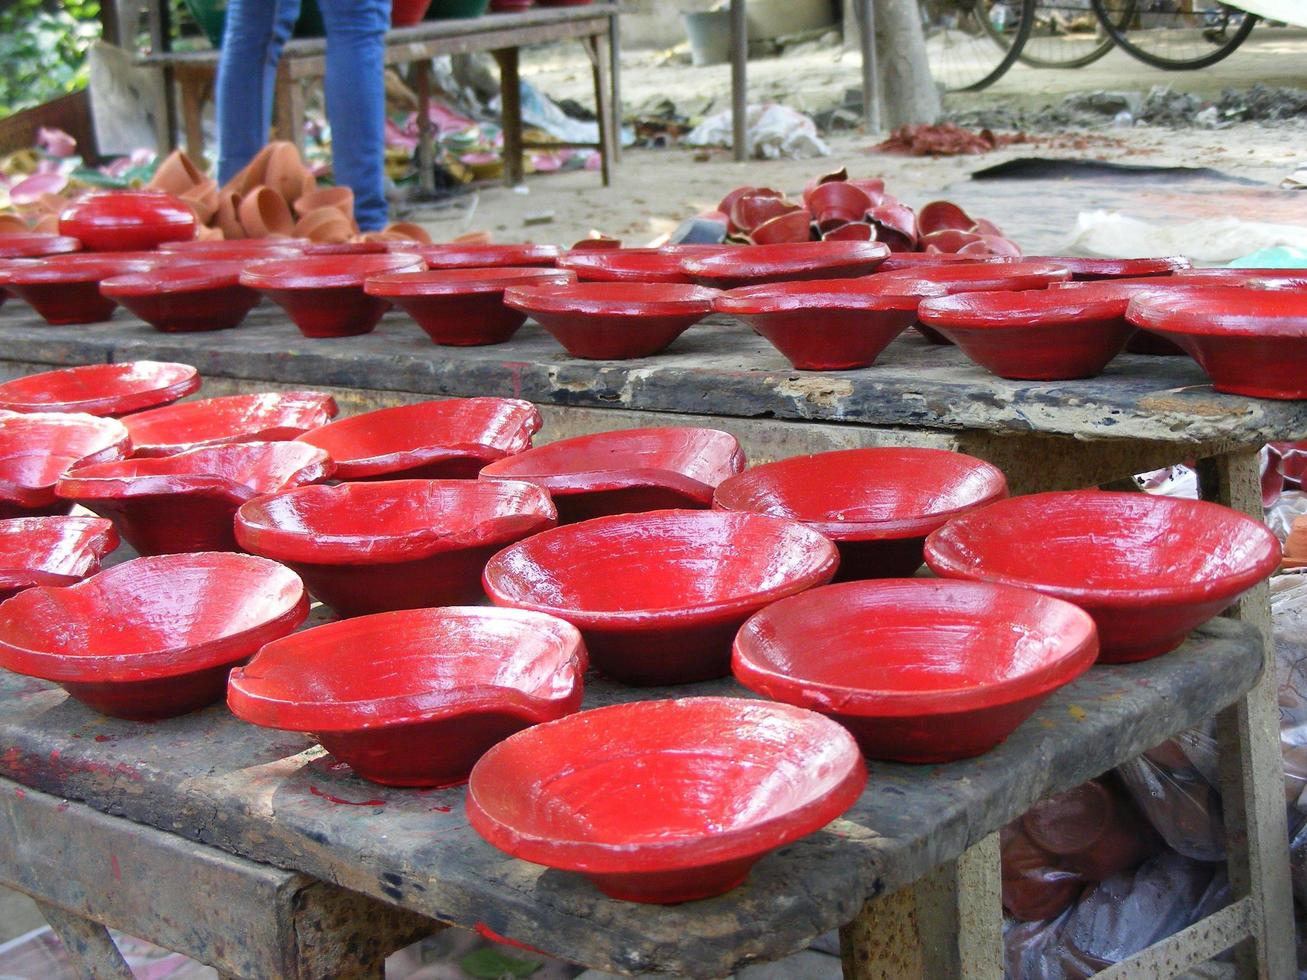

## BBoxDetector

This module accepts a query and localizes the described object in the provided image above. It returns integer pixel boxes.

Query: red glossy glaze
[556,248,715,284]
[240,254,424,337]
[417,243,561,269]
[681,241,889,289]
[924,490,1281,663]
[733,579,1097,761]
[916,201,974,237]
[235,479,557,616]
[0,234,81,259]
[821,222,873,242]
[0,516,119,602]
[503,282,717,360]
[879,253,1013,272]
[1028,256,1190,280]
[749,210,813,246]
[300,241,389,256]
[392,0,434,25]
[58,191,197,252]
[123,391,337,457]
[713,447,1006,580]
[364,268,575,345]
[466,697,866,903]
[228,606,586,786]
[57,441,333,555]
[866,202,917,252]
[1045,278,1211,356]
[729,191,796,235]
[715,279,919,370]
[0,412,131,519]
[807,182,873,230]
[1167,268,1307,289]
[483,509,838,684]
[0,361,199,417]
[479,427,745,522]
[101,262,261,333]
[156,241,303,262]
[296,398,541,480]
[0,254,157,324]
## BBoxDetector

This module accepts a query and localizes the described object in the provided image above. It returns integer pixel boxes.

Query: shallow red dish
[301,241,389,257]
[0,412,131,519]
[240,253,424,338]
[466,697,865,903]
[101,262,261,333]
[57,441,333,555]
[417,243,561,270]
[924,490,1280,663]
[0,516,119,602]
[733,579,1097,762]
[713,448,1006,580]
[483,509,838,684]
[0,361,199,417]
[123,391,337,457]
[1046,279,1212,356]
[1028,256,1190,281]
[228,606,586,787]
[295,398,541,480]
[235,479,556,617]
[58,191,197,252]
[681,241,889,289]
[1167,268,1307,289]
[0,234,82,259]
[504,282,717,359]
[557,248,719,284]
[0,254,157,324]
[364,268,575,345]
[479,427,745,523]
[158,240,305,259]
[879,253,1012,272]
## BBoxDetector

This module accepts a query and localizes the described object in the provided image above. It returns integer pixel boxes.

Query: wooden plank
[34,902,135,980]
[494,47,524,187]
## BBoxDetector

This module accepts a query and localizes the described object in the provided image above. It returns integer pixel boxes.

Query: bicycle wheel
[1013,0,1134,68]
[1091,0,1256,69]
[921,0,1035,92]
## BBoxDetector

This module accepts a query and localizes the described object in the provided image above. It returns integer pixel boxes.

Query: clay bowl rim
[0,515,120,593]
[868,260,1074,296]
[58,190,198,231]
[239,253,425,290]
[0,411,133,506]
[503,281,719,318]
[916,288,1140,330]
[416,243,562,269]
[158,238,309,255]
[1126,285,1307,339]
[0,361,200,417]
[1025,256,1191,279]
[556,248,716,284]
[123,391,338,457]
[680,241,890,283]
[0,234,83,259]
[100,261,253,296]
[363,267,576,298]
[714,278,922,315]
[0,255,157,286]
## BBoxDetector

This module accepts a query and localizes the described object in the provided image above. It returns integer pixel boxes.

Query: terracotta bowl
[0,553,306,719]
[483,509,839,684]
[466,697,866,903]
[0,234,82,259]
[240,253,424,338]
[228,606,586,787]
[1027,256,1190,281]
[417,243,561,269]
[1046,279,1209,356]
[924,490,1281,663]
[235,479,557,617]
[58,191,197,252]
[479,427,746,523]
[123,391,337,458]
[295,398,541,480]
[0,412,131,519]
[713,447,1007,580]
[365,268,575,346]
[715,279,920,370]
[101,262,262,333]
[0,254,157,324]
[733,579,1097,762]
[558,247,724,284]
[0,361,199,417]
[156,240,304,261]
[681,241,889,289]
[503,282,718,360]
[0,516,119,602]
[57,441,333,555]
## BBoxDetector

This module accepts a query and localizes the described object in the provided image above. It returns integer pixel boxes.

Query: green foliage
[458,947,543,979]
[0,0,102,118]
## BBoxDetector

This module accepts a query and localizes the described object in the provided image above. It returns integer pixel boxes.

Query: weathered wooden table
[0,302,1300,978]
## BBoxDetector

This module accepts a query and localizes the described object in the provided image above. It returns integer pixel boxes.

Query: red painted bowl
[123,391,337,457]
[228,606,586,787]
[0,361,199,417]
[0,412,131,519]
[479,427,746,523]
[417,243,561,270]
[57,441,333,556]
[467,697,866,903]
[101,262,262,333]
[300,241,389,256]
[295,398,541,480]
[235,479,557,617]
[58,191,197,252]
[1046,279,1214,356]
[0,516,119,602]
[158,240,306,259]
[557,247,723,284]
[1027,256,1190,281]
[1167,268,1307,289]
[364,268,575,346]
[504,282,717,359]
[0,254,157,324]
[733,579,1098,762]
[483,509,839,684]
[240,253,424,338]
[0,234,82,259]
[879,253,1013,273]
[713,448,1007,580]
[681,241,889,289]
[715,279,919,370]
[924,490,1281,663]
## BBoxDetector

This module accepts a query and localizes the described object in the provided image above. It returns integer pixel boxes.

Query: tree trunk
[874,0,941,127]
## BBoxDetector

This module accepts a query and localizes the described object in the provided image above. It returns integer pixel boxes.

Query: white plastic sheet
[684,104,830,160]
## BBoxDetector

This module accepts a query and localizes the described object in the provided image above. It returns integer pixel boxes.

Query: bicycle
[1089,0,1257,69]
[920,0,1036,91]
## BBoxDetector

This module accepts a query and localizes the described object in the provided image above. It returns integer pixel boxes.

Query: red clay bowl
[1028,256,1190,281]
[0,361,199,417]
[58,191,197,252]
[0,234,82,259]
[295,398,541,480]
[228,606,586,787]
[503,282,717,360]
[364,268,575,346]
[557,248,709,284]
[1166,268,1307,289]
[57,441,333,556]
[101,262,262,333]
[417,243,561,270]
[1046,279,1215,356]
[1126,287,1307,399]
[0,516,119,602]
[239,253,424,338]
[235,479,557,617]
[681,241,889,289]
[0,412,131,519]
[0,553,306,719]
[732,579,1098,762]
[300,241,389,256]
[483,509,839,684]
[157,240,305,259]
[879,253,1013,272]
[0,254,157,324]
[466,697,866,903]
[715,279,920,370]
[123,391,337,457]
[479,427,745,523]
[924,490,1281,663]
[713,447,1007,580]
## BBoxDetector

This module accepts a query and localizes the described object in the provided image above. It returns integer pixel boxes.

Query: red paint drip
[308,785,386,807]
[430,804,452,813]
[474,922,547,955]
[93,735,113,743]
[110,855,121,881]
[13,788,24,799]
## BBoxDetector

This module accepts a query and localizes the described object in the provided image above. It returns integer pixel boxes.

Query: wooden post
[493,48,524,187]
[730,0,748,161]
[411,60,436,196]
[586,35,616,187]
[858,0,880,134]
[608,5,622,164]
[35,901,135,980]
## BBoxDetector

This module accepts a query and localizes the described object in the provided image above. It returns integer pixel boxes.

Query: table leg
[411,60,436,196]
[608,9,622,163]
[176,67,210,169]
[730,0,748,161]
[492,48,524,188]
[858,0,880,134]
[586,35,615,187]
[34,900,135,980]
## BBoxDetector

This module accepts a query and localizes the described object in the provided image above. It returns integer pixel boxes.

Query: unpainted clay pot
[294,207,354,244]
[148,150,207,197]
[217,191,245,239]
[30,214,59,234]
[294,186,354,220]
[265,143,309,204]
[222,143,277,197]
[239,186,294,238]
[180,178,220,224]
[0,215,31,234]
[196,226,225,242]
[1284,515,1307,569]
[384,222,432,243]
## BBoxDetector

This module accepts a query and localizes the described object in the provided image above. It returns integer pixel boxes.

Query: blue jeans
[216,0,392,231]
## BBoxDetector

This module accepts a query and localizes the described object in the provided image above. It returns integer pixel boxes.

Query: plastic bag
[683,104,830,160]
[1115,730,1226,863]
